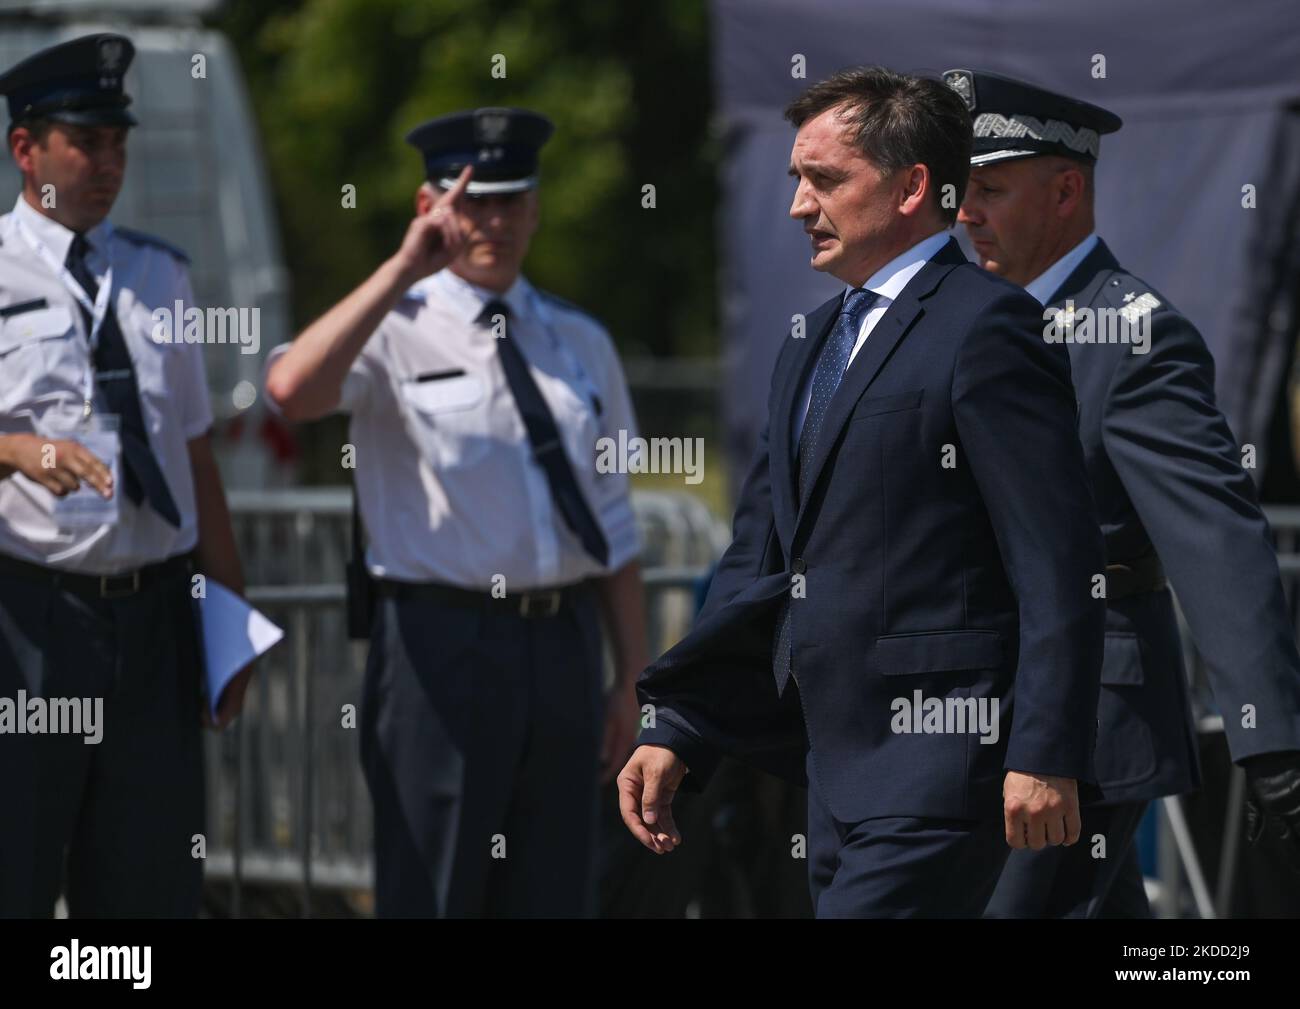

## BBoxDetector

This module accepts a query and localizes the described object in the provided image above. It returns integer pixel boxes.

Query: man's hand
[1003,770,1081,850]
[201,662,255,731]
[392,165,473,284]
[1243,750,1300,875]
[600,679,640,784]
[0,433,113,497]
[618,744,687,854]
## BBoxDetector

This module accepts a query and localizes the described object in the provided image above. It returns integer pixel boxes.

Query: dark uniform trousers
[804,746,1010,918]
[983,799,1152,918]
[0,561,205,917]
[360,583,605,917]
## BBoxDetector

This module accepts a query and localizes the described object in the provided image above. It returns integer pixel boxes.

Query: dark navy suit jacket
[637,238,1106,824]
[1052,238,1300,804]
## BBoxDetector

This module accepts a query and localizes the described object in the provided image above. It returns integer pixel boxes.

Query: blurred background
[2,0,1298,917]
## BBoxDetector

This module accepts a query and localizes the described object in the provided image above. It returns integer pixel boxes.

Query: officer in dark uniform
[0,34,249,916]
[264,108,647,917]
[948,68,1300,916]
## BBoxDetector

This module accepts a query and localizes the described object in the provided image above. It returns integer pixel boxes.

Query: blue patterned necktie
[796,287,878,498]
[774,286,879,694]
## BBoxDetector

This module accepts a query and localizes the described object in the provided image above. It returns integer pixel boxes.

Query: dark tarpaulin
[712,0,1300,490]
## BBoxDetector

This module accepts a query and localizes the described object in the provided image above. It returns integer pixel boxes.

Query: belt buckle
[520,590,561,618]
[99,570,140,599]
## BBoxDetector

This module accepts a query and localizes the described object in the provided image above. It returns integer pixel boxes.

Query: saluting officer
[265,107,647,918]
[0,34,248,917]
[947,69,1300,917]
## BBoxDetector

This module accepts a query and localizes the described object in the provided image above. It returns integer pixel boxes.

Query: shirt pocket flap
[401,373,485,414]
[874,628,1004,675]
[0,304,74,355]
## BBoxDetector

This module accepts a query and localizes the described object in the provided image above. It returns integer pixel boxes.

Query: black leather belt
[0,550,194,600]
[375,578,585,618]
[1106,551,1167,601]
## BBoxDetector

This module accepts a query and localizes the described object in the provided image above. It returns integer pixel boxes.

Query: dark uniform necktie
[66,233,181,527]
[479,298,609,566]
[774,287,879,694]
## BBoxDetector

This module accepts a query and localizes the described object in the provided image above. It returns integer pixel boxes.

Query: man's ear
[898,163,932,219]
[414,181,437,216]
[9,126,36,175]
[1055,165,1086,218]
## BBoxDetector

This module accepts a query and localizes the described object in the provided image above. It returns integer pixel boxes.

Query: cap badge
[944,70,975,111]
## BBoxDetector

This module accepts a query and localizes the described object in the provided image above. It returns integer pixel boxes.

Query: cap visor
[49,108,138,128]
[969,149,1040,167]
[440,176,538,194]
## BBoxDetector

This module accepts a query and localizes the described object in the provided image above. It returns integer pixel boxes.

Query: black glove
[1243,750,1300,875]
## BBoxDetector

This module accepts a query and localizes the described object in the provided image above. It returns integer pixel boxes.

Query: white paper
[198,580,283,720]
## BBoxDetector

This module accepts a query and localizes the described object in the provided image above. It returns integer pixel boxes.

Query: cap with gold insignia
[0,33,137,129]
[405,107,554,194]
[942,69,1121,167]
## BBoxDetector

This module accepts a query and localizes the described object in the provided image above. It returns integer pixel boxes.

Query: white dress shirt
[0,195,212,574]
[1023,232,1099,305]
[266,268,642,590]
[794,229,952,444]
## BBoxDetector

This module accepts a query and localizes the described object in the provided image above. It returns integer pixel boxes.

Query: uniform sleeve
[1101,308,1300,760]
[261,323,386,417]
[174,267,214,440]
[589,327,642,569]
[952,288,1106,782]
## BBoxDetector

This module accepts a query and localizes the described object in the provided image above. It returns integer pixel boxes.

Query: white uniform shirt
[266,268,642,590]
[0,195,212,574]
[794,229,951,444]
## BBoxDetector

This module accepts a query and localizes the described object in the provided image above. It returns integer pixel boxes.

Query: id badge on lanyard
[13,216,115,418]
[44,412,122,530]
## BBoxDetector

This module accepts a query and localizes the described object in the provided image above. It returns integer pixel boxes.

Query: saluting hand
[393,164,474,283]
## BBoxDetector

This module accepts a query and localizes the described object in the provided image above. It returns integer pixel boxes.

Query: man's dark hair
[784,66,973,226]
[7,117,53,144]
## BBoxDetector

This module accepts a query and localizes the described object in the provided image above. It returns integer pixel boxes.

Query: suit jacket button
[792,558,806,574]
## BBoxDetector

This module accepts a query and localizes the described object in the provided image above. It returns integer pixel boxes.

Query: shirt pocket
[400,372,492,469]
[0,304,79,412]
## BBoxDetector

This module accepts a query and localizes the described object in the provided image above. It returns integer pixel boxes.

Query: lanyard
[14,216,115,417]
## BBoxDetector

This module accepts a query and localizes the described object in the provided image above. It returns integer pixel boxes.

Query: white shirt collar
[418,267,534,325]
[10,193,113,266]
[1023,232,1099,305]
[847,229,952,304]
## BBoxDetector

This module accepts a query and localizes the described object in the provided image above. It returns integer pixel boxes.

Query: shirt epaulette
[536,289,602,329]
[1099,272,1165,320]
[114,227,191,265]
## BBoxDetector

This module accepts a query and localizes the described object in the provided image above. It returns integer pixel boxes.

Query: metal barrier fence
[209,487,725,915]
[210,491,1300,918]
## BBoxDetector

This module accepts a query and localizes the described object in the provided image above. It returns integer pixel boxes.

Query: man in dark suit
[616,66,1107,917]
[950,69,1300,917]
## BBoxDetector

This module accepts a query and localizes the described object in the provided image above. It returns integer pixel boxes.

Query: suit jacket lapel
[792,237,967,536]
[771,293,840,547]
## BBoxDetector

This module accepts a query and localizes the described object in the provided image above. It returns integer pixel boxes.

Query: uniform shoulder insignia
[536,289,601,328]
[114,226,191,265]
[1100,273,1163,323]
